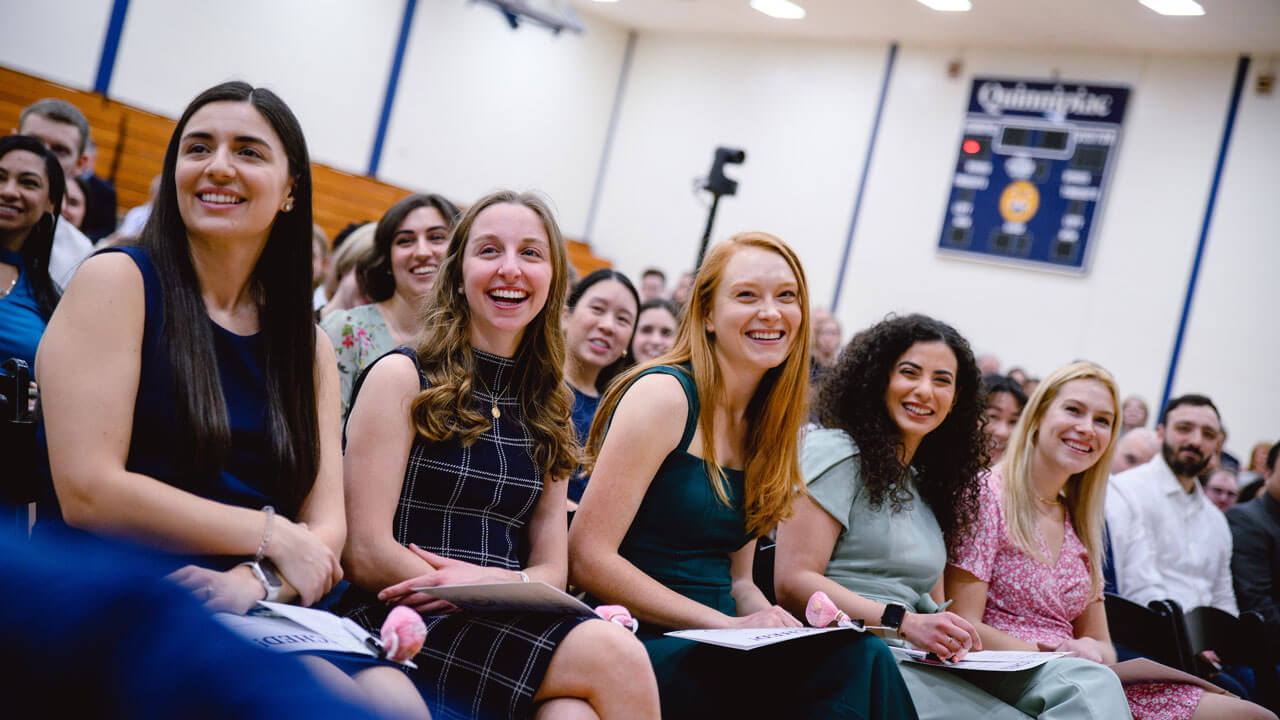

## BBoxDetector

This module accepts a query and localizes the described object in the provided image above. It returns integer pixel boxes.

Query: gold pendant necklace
[474,371,505,420]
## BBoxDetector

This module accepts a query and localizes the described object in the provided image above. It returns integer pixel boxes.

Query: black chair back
[1104,592,1193,671]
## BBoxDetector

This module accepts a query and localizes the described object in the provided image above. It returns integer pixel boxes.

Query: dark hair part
[566,268,641,393]
[1160,394,1220,427]
[20,99,91,157]
[815,313,987,544]
[981,373,1027,410]
[140,81,318,515]
[359,193,461,302]
[1267,441,1279,473]
[641,267,665,282]
[0,135,65,319]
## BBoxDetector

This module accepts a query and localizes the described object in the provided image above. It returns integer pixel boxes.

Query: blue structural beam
[94,0,131,95]
[369,0,418,177]
[1160,54,1250,413]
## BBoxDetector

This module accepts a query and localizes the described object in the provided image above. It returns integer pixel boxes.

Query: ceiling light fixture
[916,0,973,11]
[1138,0,1205,15]
[750,0,806,20]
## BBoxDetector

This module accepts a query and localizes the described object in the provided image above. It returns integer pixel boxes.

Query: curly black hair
[815,313,988,545]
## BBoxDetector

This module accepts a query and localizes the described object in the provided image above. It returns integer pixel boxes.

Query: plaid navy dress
[340,347,588,720]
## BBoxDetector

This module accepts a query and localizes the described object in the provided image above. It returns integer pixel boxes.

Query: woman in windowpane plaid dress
[338,191,660,720]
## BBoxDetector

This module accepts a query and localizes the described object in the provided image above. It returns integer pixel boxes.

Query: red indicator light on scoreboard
[962,139,981,155]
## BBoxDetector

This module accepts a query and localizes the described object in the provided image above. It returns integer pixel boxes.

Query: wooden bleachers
[0,65,610,274]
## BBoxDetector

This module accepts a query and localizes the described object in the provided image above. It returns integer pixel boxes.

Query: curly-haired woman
[338,190,659,719]
[776,314,1131,719]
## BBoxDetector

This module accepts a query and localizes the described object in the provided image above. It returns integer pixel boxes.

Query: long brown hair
[408,190,578,482]
[586,232,811,536]
[999,361,1120,597]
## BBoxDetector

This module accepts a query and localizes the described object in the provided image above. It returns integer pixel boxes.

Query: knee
[570,620,650,677]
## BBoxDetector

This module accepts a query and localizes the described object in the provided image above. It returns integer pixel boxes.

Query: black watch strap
[880,602,908,631]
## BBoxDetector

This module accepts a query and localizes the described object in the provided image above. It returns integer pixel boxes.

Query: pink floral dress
[952,468,1202,720]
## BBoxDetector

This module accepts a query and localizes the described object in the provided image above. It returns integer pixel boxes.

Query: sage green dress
[611,366,918,720]
[802,429,1130,720]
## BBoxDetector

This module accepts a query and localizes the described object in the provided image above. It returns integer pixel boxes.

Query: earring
[458,285,465,294]
[281,200,293,212]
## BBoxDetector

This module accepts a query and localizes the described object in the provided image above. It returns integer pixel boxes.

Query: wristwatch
[880,602,908,633]
[240,559,284,602]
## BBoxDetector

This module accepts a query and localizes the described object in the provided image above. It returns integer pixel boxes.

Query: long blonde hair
[999,362,1120,596]
[409,190,578,483]
[586,232,812,536]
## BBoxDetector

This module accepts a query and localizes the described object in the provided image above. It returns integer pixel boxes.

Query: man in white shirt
[16,99,96,289]
[1109,394,1238,614]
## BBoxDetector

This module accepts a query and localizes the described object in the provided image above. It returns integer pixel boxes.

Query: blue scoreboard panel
[938,78,1130,274]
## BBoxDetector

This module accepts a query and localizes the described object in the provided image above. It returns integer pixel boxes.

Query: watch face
[881,603,907,630]
[259,561,283,589]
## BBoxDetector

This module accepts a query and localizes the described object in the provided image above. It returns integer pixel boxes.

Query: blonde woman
[948,362,1275,720]
[569,232,916,720]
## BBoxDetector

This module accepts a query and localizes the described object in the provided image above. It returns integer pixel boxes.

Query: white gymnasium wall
[108,0,402,173]
[591,33,889,308]
[1175,59,1280,455]
[0,0,113,91]
[376,1,628,237]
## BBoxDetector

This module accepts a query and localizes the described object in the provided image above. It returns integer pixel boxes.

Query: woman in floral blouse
[322,194,459,417]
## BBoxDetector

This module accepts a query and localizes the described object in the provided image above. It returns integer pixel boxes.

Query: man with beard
[1110,394,1238,614]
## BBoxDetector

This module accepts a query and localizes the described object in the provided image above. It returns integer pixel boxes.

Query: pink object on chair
[380,605,427,663]
[594,604,639,633]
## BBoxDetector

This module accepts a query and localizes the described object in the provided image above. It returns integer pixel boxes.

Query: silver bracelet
[517,570,531,583]
[254,506,275,562]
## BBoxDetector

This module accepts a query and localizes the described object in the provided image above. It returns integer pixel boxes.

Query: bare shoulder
[607,370,690,453]
[62,250,145,301]
[356,351,420,401]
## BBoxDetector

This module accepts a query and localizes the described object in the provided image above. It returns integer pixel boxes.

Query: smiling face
[461,202,553,357]
[564,278,637,373]
[632,305,678,363]
[390,205,449,301]
[1031,378,1116,479]
[1158,403,1222,480]
[174,101,294,249]
[983,389,1022,465]
[705,246,802,375]
[0,149,52,250]
[884,341,958,455]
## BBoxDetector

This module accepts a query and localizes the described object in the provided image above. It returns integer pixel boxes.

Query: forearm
[970,621,1039,651]
[344,536,434,593]
[777,568,889,624]
[56,468,269,556]
[572,550,734,630]
[731,578,772,616]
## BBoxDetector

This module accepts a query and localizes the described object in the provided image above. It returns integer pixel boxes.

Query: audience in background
[61,174,87,229]
[562,268,639,505]
[1006,366,1028,387]
[338,190,659,719]
[318,222,375,321]
[980,373,1026,467]
[1226,442,1280,658]
[1109,426,1160,474]
[629,297,679,364]
[115,173,160,239]
[670,269,694,306]
[16,99,95,288]
[810,308,842,376]
[1241,441,1273,486]
[310,223,329,310]
[639,266,666,301]
[1121,394,1150,435]
[949,364,1272,720]
[77,137,118,242]
[323,194,460,416]
[1109,394,1237,615]
[1204,468,1240,512]
[34,81,426,718]
[976,353,1001,376]
[571,233,917,720]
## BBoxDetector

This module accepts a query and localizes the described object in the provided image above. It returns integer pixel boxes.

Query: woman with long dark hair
[562,268,639,504]
[569,232,916,720]
[776,314,1126,718]
[339,190,660,719]
[323,193,460,416]
[36,82,425,718]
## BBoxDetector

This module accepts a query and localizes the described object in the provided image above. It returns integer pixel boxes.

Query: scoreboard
[938,78,1130,274]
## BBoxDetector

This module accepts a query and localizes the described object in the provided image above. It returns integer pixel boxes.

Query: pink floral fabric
[952,468,1202,720]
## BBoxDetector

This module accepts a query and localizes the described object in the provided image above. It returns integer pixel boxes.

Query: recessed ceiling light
[916,0,972,11]
[750,0,806,20]
[1138,0,1205,15]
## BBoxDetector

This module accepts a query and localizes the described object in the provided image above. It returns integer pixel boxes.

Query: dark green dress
[615,365,919,720]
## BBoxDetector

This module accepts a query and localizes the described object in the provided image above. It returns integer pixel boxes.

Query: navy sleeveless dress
[610,364,919,720]
[338,347,591,720]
